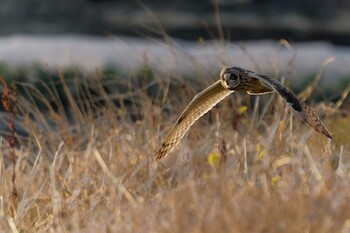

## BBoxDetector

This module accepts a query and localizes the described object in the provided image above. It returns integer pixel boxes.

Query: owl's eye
[230,73,239,80]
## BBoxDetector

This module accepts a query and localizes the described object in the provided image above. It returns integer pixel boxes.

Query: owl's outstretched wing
[246,77,275,95]
[155,80,233,161]
[250,73,333,139]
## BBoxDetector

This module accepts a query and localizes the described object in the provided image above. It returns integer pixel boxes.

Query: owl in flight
[155,67,333,161]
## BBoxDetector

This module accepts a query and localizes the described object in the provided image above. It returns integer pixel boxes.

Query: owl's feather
[250,73,333,139]
[155,81,233,161]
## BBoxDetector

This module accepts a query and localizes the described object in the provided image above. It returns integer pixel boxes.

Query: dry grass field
[0,60,349,233]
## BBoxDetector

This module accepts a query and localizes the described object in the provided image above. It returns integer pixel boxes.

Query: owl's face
[220,67,243,90]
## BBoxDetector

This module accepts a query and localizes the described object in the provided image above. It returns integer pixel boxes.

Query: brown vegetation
[0,62,349,233]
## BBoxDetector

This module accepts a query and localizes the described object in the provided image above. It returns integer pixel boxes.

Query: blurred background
[0,0,349,98]
[1,0,350,43]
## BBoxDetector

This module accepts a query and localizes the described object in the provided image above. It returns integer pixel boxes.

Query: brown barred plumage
[155,67,332,161]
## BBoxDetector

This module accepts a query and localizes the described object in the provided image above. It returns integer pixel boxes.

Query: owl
[155,67,332,161]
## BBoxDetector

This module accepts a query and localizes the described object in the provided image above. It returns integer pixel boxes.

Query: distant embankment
[0,35,349,84]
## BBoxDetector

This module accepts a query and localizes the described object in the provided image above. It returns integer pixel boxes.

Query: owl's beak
[223,73,231,81]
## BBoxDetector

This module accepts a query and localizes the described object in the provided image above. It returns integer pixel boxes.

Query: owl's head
[220,67,246,90]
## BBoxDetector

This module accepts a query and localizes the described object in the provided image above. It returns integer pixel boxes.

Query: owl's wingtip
[326,132,333,140]
[155,148,167,161]
[321,128,333,140]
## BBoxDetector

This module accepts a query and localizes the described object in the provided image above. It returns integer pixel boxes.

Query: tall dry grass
[0,46,349,233]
